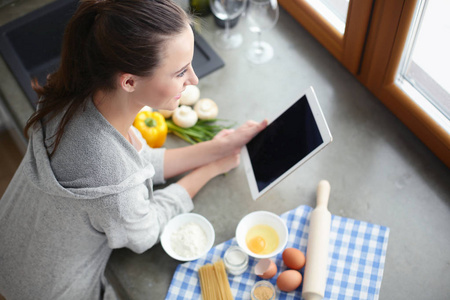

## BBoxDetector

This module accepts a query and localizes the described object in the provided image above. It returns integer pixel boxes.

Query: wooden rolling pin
[302,180,331,300]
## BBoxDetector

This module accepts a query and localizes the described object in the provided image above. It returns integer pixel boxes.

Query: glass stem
[224,20,231,41]
[256,32,263,54]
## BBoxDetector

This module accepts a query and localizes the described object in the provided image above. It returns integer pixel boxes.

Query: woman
[0,0,266,299]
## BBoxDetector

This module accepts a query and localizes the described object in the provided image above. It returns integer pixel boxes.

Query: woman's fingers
[214,128,235,139]
[233,119,268,145]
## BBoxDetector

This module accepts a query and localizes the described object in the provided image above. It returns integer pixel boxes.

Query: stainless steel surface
[0,1,449,299]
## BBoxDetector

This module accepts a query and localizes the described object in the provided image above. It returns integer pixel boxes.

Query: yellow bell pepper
[133,110,168,148]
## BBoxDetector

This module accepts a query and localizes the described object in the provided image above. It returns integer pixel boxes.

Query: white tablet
[242,86,332,200]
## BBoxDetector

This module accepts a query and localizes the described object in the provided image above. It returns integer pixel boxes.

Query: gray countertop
[1,1,449,299]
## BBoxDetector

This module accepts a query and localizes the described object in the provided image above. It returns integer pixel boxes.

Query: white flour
[171,222,208,258]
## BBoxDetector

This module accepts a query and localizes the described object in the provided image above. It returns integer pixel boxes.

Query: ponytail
[25,0,190,155]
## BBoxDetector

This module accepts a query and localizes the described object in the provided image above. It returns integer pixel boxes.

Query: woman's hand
[213,128,235,139]
[214,120,268,156]
[164,119,267,179]
[208,119,267,174]
[171,120,266,198]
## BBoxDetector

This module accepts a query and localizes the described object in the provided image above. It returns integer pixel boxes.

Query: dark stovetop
[0,0,224,108]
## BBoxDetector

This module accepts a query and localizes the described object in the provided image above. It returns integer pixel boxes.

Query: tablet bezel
[241,86,332,200]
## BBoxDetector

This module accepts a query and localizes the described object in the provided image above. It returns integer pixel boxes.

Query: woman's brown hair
[25,0,190,155]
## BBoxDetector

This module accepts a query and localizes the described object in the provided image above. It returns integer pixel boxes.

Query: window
[280,0,450,167]
[279,0,373,74]
[396,0,450,127]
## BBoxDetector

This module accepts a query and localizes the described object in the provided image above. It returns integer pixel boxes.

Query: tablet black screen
[246,95,323,192]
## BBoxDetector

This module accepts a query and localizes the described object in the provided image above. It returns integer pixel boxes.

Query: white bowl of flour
[161,213,215,261]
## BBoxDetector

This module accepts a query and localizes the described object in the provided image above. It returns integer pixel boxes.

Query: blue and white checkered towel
[166,205,389,299]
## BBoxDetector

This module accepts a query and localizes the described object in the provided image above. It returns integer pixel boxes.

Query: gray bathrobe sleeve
[46,99,194,253]
[0,99,194,300]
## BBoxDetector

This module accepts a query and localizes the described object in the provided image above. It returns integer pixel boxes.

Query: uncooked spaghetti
[198,260,234,300]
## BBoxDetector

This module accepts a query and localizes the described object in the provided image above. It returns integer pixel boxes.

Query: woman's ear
[119,73,136,93]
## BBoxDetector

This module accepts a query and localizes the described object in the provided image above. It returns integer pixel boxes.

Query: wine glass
[209,0,248,49]
[246,0,279,64]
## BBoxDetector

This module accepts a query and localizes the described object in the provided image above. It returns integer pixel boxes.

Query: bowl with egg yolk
[235,211,288,259]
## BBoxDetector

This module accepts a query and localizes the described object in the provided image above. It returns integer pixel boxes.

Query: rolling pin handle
[316,180,330,208]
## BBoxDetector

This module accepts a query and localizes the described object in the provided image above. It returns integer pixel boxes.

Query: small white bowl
[236,211,288,259]
[161,213,215,261]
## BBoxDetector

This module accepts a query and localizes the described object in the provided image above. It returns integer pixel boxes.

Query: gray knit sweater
[0,99,193,299]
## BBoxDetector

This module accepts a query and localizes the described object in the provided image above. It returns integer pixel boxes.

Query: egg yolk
[245,224,279,255]
[248,236,266,254]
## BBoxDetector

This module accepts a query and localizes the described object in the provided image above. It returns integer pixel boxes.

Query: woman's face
[133,25,199,111]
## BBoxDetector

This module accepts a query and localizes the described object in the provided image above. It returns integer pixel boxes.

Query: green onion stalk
[166,119,235,144]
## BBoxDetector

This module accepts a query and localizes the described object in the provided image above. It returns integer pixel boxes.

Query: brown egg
[276,270,302,292]
[282,248,306,270]
[254,258,277,279]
